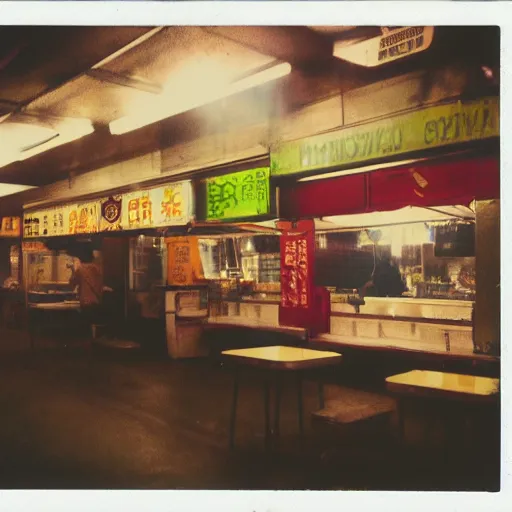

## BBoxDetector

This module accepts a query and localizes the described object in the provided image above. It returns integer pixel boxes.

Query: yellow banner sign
[166,236,204,286]
[0,217,21,237]
[270,97,499,177]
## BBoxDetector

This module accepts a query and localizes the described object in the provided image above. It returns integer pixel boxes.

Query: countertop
[207,316,307,338]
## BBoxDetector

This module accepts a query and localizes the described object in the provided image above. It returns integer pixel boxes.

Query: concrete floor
[0,329,500,491]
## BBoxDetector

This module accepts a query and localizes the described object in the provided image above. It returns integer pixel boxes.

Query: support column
[474,199,500,356]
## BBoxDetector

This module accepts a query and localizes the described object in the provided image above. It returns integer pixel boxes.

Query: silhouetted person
[69,247,104,336]
[361,256,405,298]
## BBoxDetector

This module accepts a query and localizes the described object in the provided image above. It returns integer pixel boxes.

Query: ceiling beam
[86,68,163,95]
[0,27,161,121]
[203,26,334,67]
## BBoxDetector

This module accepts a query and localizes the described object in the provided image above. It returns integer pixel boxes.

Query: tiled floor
[0,329,500,490]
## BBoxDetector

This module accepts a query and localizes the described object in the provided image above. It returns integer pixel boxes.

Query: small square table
[386,370,499,402]
[385,370,499,455]
[221,345,342,449]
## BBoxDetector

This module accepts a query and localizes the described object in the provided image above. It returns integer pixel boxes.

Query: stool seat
[92,338,141,350]
[312,401,394,426]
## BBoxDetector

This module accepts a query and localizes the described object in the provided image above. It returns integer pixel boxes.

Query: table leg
[229,372,239,450]
[274,373,282,442]
[297,372,304,436]
[264,379,271,450]
[397,398,406,445]
[318,381,325,409]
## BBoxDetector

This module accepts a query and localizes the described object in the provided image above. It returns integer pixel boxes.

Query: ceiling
[0,25,500,192]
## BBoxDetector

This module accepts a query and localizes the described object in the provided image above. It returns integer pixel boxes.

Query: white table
[221,345,342,449]
[385,370,499,457]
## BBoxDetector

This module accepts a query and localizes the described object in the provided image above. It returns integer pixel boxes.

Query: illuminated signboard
[121,180,192,230]
[122,190,153,230]
[68,202,100,235]
[0,217,21,238]
[22,180,193,238]
[206,167,270,221]
[152,180,193,227]
[271,97,499,177]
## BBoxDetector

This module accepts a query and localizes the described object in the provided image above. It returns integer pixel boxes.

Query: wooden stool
[311,400,395,464]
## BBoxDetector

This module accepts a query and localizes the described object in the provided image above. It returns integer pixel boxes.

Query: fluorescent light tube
[0,118,94,168]
[109,62,292,136]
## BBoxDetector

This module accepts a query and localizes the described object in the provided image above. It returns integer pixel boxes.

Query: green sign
[271,97,499,176]
[206,167,270,221]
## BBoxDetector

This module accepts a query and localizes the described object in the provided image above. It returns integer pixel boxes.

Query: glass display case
[129,235,167,291]
[24,248,77,303]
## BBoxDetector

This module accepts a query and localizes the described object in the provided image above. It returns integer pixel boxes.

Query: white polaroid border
[0,2,510,512]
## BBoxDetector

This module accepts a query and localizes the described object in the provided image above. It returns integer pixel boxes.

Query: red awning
[279,156,499,219]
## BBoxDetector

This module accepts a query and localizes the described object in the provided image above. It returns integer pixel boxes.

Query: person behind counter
[69,247,107,336]
[360,255,405,298]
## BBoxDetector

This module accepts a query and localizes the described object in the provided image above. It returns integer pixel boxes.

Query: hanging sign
[152,180,193,227]
[334,27,435,67]
[0,217,21,237]
[166,236,204,286]
[100,195,123,232]
[68,201,100,235]
[278,219,316,329]
[206,167,270,221]
[271,97,499,177]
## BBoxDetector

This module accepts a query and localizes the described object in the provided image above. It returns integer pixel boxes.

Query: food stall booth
[21,179,196,350]
[0,216,23,328]
[268,96,499,361]
[200,96,499,364]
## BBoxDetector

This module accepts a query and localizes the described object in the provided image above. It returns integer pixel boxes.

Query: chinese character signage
[122,191,153,230]
[271,97,499,177]
[68,202,100,235]
[166,236,204,286]
[206,167,270,221]
[0,217,21,237]
[334,27,434,67]
[24,208,69,238]
[278,220,315,329]
[23,211,42,238]
[152,181,193,227]
[278,219,330,334]
[22,180,193,239]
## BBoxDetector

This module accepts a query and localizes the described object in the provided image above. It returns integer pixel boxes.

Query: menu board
[100,195,123,232]
[0,217,21,237]
[152,181,193,227]
[166,236,204,286]
[68,202,100,235]
[206,167,270,221]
